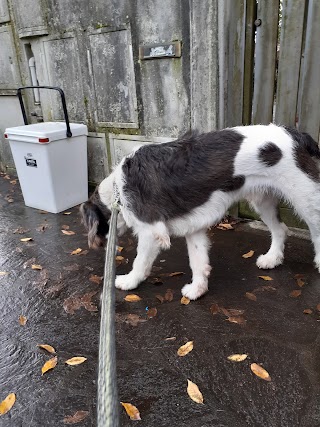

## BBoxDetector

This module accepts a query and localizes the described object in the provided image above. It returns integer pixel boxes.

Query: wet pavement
[1,173,320,427]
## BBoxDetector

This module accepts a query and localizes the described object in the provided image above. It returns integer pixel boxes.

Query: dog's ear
[80,200,110,249]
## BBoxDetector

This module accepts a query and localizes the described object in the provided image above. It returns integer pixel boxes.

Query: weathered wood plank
[275,0,306,126]
[224,0,246,127]
[297,0,320,141]
[242,0,256,125]
[252,0,279,124]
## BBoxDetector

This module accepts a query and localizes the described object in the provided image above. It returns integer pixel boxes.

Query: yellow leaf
[121,402,141,420]
[116,255,124,261]
[242,250,255,258]
[71,248,82,255]
[177,341,194,357]
[31,264,42,270]
[20,237,33,242]
[41,356,58,375]
[227,354,248,362]
[296,278,305,288]
[38,344,56,354]
[250,363,271,381]
[117,246,124,252]
[19,315,27,326]
[0,271,9,276]
[181,296,190,305]
[124,294,142,302]
[65,356,87,366]
[258,276,273,281]
[61,230,75,235]
[218,223,234,230]
[0,393,16,415]
[187,379,204,404]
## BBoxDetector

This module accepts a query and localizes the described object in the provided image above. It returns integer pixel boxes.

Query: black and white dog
[80,124,320,300]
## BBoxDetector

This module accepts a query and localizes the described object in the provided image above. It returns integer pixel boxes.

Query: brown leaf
[124,294,142,302]
[71,248,82,255]
[181,296,190,305]
[31,264,43,270]
[124,314,147,327]
[63,264,80,272]
[19,315,27,326]
[147,307,157,318]
[210,303,220,315]
[150,277,163,285]
[13,226,30,234]
[20,237,33,242]
[0,393,16,415]
[64,411,89,424]
[10,180,17,185]
[217,223,234,230]
[220,307,245,317]
[61,230,75,235]
[116,255,125,262]
[250,363,271,381]
[227,316,247,325]
[303,309,313,314]
[242,250,255,258]
[317,303,320,311]
[89,274,103,285]
[258,276,273,281]
[121,402,141,420]
[36,223,50,232]
[156,294,165,303]
[187,379,204,404]
[290,289,302,298]
[65,357,87,366]
[169,271,184,277]
[63,291,98,314]
[177,341,194,357]
[41,356,58,375]
[38,344,56,354]
[296,278,305,288]
[227,354,248,362]
[245,292,257,301]
[62,224,70,230]
[117,246,124,253]
[164,289,174,302]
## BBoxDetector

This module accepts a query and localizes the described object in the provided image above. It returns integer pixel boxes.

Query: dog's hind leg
[115,225,166,291]
[249,193,288,269]
[182,229,211,300]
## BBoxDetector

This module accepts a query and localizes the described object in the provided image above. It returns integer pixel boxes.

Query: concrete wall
[0,0,220,182]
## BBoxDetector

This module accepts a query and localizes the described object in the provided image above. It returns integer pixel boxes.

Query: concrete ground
[1,173,320,427]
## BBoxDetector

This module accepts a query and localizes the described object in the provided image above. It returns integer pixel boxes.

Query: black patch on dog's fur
[80,187,111,248]
[259,142,282,166]
[284,126,320,182]
[122,129,245,223]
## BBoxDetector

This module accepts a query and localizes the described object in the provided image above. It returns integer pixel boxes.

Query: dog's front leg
[115,228,162,291]
[182,229,211,300]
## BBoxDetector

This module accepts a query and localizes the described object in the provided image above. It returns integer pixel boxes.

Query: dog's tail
[80,189,111,249]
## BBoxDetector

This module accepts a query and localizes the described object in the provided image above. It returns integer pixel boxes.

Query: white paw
[256,253,283,269]
[181,281,208,300]
[115,273,139,291]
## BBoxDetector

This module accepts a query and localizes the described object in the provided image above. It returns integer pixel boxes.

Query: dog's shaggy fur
[80,124,320,300]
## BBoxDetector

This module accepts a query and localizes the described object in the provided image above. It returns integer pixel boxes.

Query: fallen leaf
[63,264,80,272]
[164,289,174,302]
[121,402,141,421]
[117,246,124,253]
[116,256,125,262]
[317,303,320,311]
[123,314,147,327]
[156,294,165,303]
[36,223,50,232]
[303,309,313,314]
[41,356,58,375]
[218,223,234,230]
[0,271,9,276]
[89,274,103,285]
[124,294,142,302]
[38,344,56,354]
[13,226,30,234]
[210,303,220,315]
[61,230,75,236]
[20,237,33,242]
[61,225,70,230]
[177,341,194,357]
[165,336,176,341]
[242,250,254,258]
[227,316,247,325]
[39,210,48,214]
[227,354,248,362]
[150,277,163,285]
[10,180,17,185]
[181,296,190,305]
[63,291,98,314]
[250,363,271,381]
[71,248,82,255]
[0,393,16,415]
[31,264,42,270]
[65,357,87,366]
[147,307,157,318]
[296,278,305,288]
[169,271,184,277]
[220,307,245,317]
[63,212,72,215]
[260,285,277,292]
[19,315,27,325]
[245,292,257,301]
[258,276,273,281]
[64,411,89,424]
[187,379,203,404]
[290,289,302,298]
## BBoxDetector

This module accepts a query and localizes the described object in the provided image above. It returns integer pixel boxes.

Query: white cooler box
[4,122,88,213]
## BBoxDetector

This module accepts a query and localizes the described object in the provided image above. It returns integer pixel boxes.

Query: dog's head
[80,187,111,249]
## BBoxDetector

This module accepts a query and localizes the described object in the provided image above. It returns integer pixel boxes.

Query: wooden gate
[222,0,320,226]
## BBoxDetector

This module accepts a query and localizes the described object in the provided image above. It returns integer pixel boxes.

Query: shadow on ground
[1,173,320,427]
